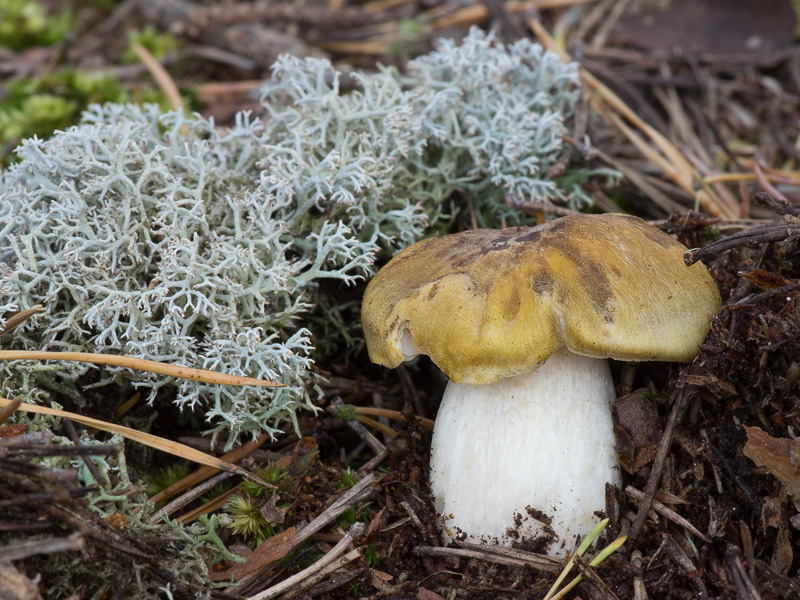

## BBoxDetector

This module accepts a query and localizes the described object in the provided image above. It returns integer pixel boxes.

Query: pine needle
[0,397,275,489]
[0,350,283,387]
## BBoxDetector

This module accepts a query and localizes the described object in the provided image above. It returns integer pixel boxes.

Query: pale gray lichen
[0,29,585,443]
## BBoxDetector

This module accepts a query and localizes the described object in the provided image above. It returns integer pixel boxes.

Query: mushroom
[361,213,721,555]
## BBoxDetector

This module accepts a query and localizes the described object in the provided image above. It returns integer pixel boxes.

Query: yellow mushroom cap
[361,213,721,385]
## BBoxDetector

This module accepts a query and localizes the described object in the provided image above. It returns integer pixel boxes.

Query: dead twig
[329,397,386,454]
[627,384,689,543]
[625,486,711,543]
[0,532,84,562]
[414,545,561,573]
[684,225,800,266]
[726,544,763,600]
[572,553,621,600]
[250,523,364,600]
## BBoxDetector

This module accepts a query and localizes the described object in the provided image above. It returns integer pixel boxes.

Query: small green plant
[335,467,358,490]
[143,462,191,497]
[363,541,386,568]
[337,501,372,529]
[241,463,286,498]
[201,481,233,503]
[224,493,276,546]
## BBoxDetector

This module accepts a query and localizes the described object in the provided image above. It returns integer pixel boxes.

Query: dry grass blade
[0,397,275,489]
[548,535,628,600]
[626,485,711,543]
[427,0,596,30]
[528,18,736,219]
[0,350,283,387]
[130,41,182,112]
[544,518,609,600]
[354,406,435,431]
[151,433,271,506]
[0,396,22,427]
[175,486,239,524]
[0,306,44,338]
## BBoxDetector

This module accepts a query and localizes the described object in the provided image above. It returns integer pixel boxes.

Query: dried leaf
[260,494,286,525]
[740,268,790,290]
[743,426,800,498]
[417,588,447,600]
[210,527,295,582]
[615,389,663,473]
[762,497,793,576]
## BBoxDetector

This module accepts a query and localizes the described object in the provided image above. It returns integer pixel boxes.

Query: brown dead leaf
[615,389,663,473]
[743,426,800,498]
[740,269,791,290]
[682,373,738,399]
[259,494,286,525]
[209,526,295,582]
[417,588,447,600]
[762,496,793,576]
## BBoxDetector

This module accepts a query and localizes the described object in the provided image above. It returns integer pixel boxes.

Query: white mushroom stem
[429,347,620,556]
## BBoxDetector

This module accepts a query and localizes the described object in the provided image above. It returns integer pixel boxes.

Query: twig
[726,545,762,600]
[572,554,621,600]
[684,225,800,266]
[305,566,365,597]
[355,447,389,478]
[293,474,376,549]
[753,164,792,207]
[329,398,386,454]
[4,444,121,457]
[0,532,84,561]
[251,524,364,600]
[732,280,800,308]
[625,486,710,543]
[631,550,648,600]
[456,541,562,572]
[62,418,107,486]
[414,545,560,572]
[753,191,800,217]
[628,385,689,543]
[0,485,99,508]
[150,471,236,523]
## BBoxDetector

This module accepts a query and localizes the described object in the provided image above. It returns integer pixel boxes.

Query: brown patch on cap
[361,213,722,384]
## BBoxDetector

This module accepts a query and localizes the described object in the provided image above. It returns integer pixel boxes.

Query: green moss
[0,69,127,162]
[224,493,277,547]
[143,462,191,496]
[0,0,72,51]
[123,26,180,63]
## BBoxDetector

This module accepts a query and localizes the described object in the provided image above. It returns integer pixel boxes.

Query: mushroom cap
[361,213,721,385]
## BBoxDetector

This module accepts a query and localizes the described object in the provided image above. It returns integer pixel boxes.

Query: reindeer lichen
[0,29,584,443]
